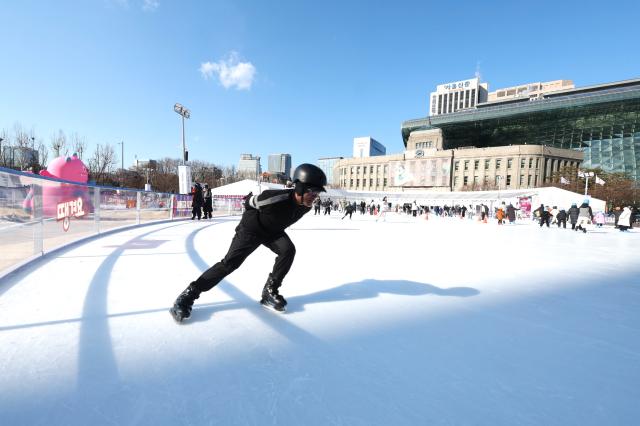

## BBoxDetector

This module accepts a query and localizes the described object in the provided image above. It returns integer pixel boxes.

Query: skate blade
[260,300,286,313]
[169,307,189,323]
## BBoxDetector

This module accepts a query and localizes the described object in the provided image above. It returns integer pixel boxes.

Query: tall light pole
[30,137,36,170]
[173,103,190,165]
[117,141,124,185]
[582,171,594,196]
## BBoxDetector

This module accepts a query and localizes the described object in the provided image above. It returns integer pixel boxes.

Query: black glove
[243,192,254,210]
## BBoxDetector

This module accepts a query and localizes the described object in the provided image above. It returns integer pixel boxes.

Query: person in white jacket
[618,206,632,231]
[376,197,390,222]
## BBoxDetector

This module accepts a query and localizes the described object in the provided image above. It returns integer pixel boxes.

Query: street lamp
[173,103,190,165]
[117,141,124,185]
[580,171,595,196]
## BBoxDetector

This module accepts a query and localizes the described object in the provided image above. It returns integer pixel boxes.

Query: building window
[376,178,379,186]
[534,176,538,186]
[520,158,526,168]
[438,94,442,114]
[506,175,512,186]
[454,161,460,171]
[535,158,540,168]
[496,159,502,169]
[454,176,459,186]
[495,176,500,186]
[528,158,533,168]
[527,175,532,186]
[474,160,479,170]
[356,166,360,174]
[369,179,373,187]
[356,179,359,187]
[507,158,513,169]
[473,176,479,184]
[463,176,468,186]
[484,176,489,184]
[350,179,353,187]
[520,175,525,185]
[370,166,374,173]
[484,159,490,170]
[383,178,387,187]
[350,167,354,174]
[384,165,388,174]
[464,161,469,171]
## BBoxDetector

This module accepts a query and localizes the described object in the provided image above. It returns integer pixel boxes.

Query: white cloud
[142,0,159,11]
[200,52,256,91]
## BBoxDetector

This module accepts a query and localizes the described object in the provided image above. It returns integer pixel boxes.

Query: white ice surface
[0,213,639,425]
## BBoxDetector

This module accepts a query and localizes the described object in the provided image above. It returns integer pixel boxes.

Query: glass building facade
[402,79,640,182]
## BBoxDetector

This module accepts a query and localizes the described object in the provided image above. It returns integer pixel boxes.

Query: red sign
[56,197,86,231]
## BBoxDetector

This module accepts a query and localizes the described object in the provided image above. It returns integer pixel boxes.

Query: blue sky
[1,0,639,171]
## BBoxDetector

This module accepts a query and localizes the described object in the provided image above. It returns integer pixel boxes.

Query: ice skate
[169,282,201,323]
[260,274,287,313]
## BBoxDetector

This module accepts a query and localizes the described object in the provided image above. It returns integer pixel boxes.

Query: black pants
[342,210,353,220]
[192,206,202,220]
[539,217,550,227]
[557,219,566,228]
[194,228,296,292]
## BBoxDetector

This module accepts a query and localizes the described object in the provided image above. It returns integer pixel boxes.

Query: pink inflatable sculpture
[23,153,92,218]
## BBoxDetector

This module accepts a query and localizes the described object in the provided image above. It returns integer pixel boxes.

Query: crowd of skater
[188,182,636,233]
[310,196,637,232]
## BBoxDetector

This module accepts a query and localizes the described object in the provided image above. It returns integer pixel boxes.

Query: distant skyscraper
[268,153,292,177]
[317,157,344,187]
[352,137,386,158]
[238,154,261,178]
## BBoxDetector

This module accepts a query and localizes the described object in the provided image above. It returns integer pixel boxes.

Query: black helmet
[292,163,327,194]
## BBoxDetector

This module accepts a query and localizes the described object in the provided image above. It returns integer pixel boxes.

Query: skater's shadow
[187,279,479,320]
[285,279,479,313]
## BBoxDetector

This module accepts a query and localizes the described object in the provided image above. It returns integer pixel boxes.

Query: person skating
[556,208,567,229]
[575,200,593,233]
[342,202,355,220]
[506,203,518,225]
[618,206,632,231]
[191,183,204,220]
[170,164,327,322]
[535,204,550,227]
[568,203,579,230]
[203,184,213,219]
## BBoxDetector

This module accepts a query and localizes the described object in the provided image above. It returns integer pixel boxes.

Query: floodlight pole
[584,172,594,196]
[181,114,186,166]
[174,103,190,165]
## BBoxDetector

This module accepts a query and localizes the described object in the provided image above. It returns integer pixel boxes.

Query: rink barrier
[0,167,241,280]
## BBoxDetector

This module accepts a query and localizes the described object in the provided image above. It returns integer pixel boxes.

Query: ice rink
[1,212,639,425]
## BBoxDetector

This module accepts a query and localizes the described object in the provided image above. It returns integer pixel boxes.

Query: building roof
[402,78,640,146]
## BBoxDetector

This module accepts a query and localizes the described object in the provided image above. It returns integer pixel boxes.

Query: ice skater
[170,164,327,322]
[376,197,390,222]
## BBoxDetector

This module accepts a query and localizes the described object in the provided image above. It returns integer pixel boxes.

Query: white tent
[210,179,285,197]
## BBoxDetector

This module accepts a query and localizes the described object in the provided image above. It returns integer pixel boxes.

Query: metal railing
[0,167,242,277]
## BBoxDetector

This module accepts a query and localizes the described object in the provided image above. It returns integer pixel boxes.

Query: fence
[0,167,242,276]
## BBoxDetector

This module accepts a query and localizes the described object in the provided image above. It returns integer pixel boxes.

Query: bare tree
[13,122,30,148]
[71,132,88,159]
[37,140,49,169]
[88,143,117,184]
[0,128,9,166]
[50,129,68,158]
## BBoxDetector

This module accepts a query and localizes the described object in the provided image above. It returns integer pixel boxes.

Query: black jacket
[567,206,580,223]
[556,210,567,221]
[241,189,310,237]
